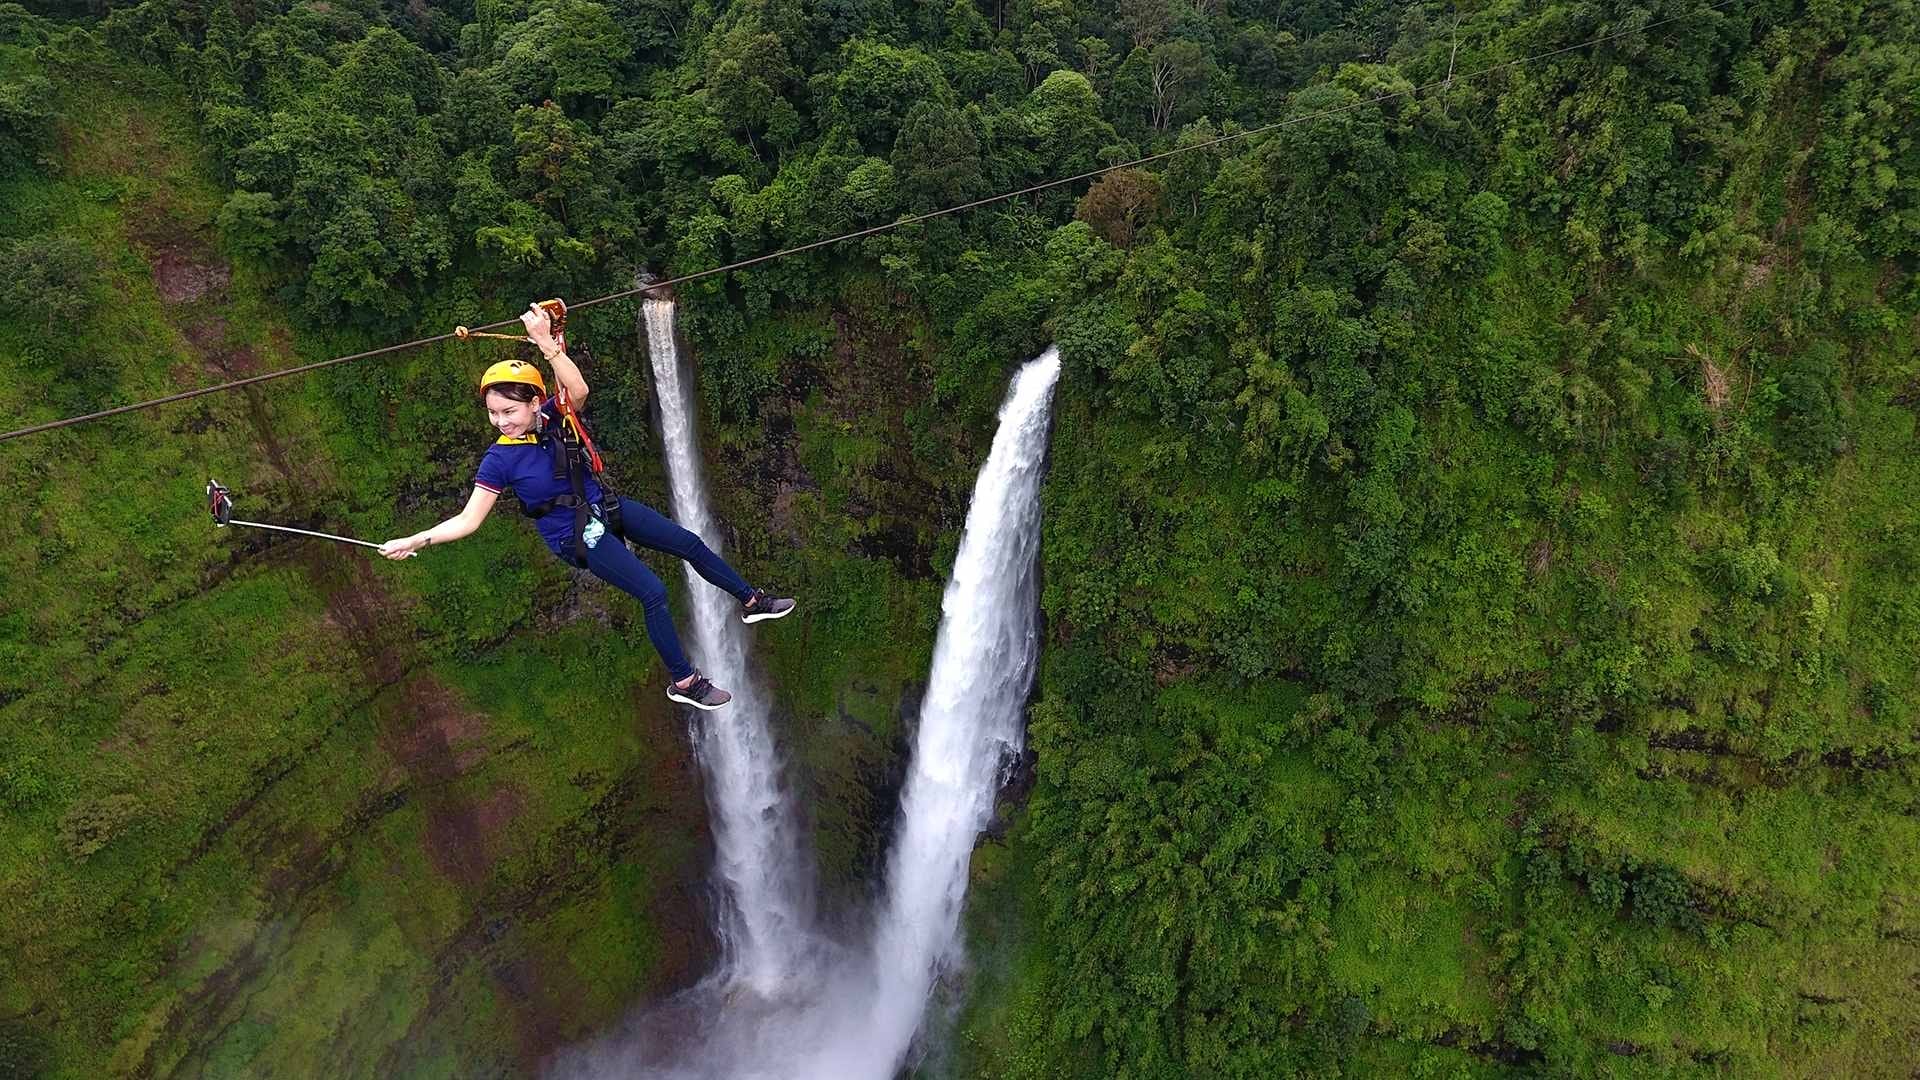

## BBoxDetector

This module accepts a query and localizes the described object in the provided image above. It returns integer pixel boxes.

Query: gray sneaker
[742,591,796,624]
[666,674,732,711]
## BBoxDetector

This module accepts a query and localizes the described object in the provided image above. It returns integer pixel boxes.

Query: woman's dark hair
[481,381,541,405]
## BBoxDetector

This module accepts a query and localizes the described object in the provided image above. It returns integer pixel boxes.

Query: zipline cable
[0,0,1740,445]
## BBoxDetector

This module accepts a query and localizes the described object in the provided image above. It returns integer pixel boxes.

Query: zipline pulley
[454,297,570,345]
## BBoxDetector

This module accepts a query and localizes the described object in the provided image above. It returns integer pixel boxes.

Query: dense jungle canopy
[1,0,1917,1073]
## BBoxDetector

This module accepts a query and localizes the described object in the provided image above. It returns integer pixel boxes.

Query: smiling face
[482,386,543,438]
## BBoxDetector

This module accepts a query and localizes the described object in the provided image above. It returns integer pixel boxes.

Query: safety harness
[520,386,623,567]
[459,299,625,567]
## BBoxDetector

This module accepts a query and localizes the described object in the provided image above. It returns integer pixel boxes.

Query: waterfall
[545,344,1060,1080]
[643,297,813,997]
[856,345,1059,1074]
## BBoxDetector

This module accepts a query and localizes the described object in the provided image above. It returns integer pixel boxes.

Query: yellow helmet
[479,359,546,397]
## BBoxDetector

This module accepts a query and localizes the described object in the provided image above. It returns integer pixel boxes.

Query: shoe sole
[742,601,797,625]
[666,690,731,711]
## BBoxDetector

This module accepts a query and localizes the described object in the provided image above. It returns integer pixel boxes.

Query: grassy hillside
[0,47,718,1078]
[944,85,1920,1080]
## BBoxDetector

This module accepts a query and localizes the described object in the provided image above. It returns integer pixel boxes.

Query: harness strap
[519,493,587,518]
[566,428,592,567]
[520,401,621,567]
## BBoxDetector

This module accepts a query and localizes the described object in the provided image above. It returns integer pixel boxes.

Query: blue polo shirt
[473,400,603,555]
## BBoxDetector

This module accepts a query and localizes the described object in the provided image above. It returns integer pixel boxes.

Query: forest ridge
[0,0,1917,1074]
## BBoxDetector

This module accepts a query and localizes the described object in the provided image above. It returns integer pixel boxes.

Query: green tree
[1010,0,1081,87]
[0,233,101,329]
[702,6,799,156]
[829,40,953,153]
[890,99,984,209]
[0,2,48,47]
[1074,167,1162,249]
[495,0,634,112]
[215,190,287,259]
[1023,69,1118,178]
[480,102,623,280]
[839,156,898,222]
[1816,34,1920,258]
[1113,39,1213,134]
[0,72,52,168]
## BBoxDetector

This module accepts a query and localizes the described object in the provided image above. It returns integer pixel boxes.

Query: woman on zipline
[378,302,793,710]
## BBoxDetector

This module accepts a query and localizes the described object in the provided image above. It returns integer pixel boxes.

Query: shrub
[1628,861,1698,931]
[215,190,287,260]
[0,754,53,811]
[1709,541,1782,601]
[1776,344,1851,463]
[0,233,103,330]
[0,1020,50,1080]
[58,793,142,860]
[0,73,55,165]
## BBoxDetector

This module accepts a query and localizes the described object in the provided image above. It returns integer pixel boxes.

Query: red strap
[553,387,604,474]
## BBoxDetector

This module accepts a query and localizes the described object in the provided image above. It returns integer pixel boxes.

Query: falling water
[643,297,813,996]
[856,345,1058,1074]
[547,345,1059,1080]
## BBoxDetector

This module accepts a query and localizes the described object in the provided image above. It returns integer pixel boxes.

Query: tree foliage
[14,0,1919,1072]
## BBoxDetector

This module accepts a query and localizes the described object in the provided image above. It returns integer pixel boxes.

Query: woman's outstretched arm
[379,486,499,560]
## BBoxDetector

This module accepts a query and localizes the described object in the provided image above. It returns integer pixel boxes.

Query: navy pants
[568,497,754,681]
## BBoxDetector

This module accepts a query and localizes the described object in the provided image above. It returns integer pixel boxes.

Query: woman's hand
[378,535,427,560]
[521,302,564,358]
